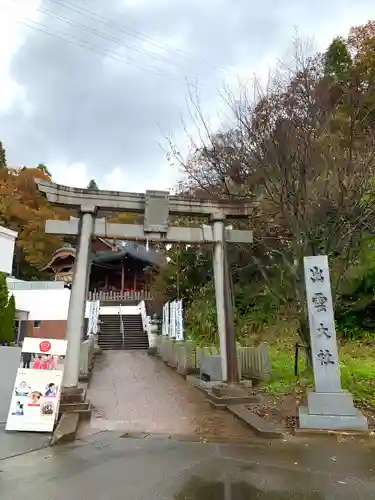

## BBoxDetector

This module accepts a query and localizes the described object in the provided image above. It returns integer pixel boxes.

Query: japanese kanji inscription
[303,255,341,393]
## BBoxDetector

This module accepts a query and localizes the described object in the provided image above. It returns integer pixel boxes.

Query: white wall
[12,289,141,321]
[0,226,17,275]
[12,288,71,321]
[94,305,140,316]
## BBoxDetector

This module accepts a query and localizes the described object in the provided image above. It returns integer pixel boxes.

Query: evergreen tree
[324,37,353,84]
[0,141,6,169]
[37,163,51,177]
[0,273,14,344]
[87,178,99,190]
[4,294,16,344]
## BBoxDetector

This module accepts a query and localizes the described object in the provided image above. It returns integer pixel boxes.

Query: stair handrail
[138,300,148,333]
[119,304,125,349]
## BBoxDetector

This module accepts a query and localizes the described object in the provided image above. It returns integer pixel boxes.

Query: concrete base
[194,380,259,406]
[51,413,80,445]
[299,393,368,431]
[61,386,86,404]
[200,355,223,382]
[228,405,283,438]
[307,391,358,416]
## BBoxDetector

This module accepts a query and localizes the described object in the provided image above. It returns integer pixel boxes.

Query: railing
[8,280,66,290]
[87,290,153,301]
[119,304,125,349]
[138,300,148,333]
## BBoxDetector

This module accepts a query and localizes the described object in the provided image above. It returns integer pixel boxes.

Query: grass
[340,343,375,406]
[264,339,313,398]
[264,337,375,407]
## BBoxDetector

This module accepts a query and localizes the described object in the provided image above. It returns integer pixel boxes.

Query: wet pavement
[1,431,375,499]
[78,351,255,441]
[0,423,50,460]
[2,350,375,498]
[0,346,50,460]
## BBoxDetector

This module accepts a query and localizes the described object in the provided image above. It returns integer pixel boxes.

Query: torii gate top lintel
[37,180,253,219]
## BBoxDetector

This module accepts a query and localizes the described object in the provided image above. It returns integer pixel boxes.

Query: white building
[0,224,72,342]
[7,280,71,341]
[0,225,17,275]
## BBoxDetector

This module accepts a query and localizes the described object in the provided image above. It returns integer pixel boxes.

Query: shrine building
[42,238,164,302]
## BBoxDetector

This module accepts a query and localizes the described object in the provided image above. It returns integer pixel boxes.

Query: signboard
[5,338,67,433]
[175,300,184,341]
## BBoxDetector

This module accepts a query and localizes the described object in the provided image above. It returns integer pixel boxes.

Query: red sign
[39,341,51,353]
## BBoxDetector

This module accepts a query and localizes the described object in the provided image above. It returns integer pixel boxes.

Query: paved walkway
[78,351,254,440]
[1,431,375,499]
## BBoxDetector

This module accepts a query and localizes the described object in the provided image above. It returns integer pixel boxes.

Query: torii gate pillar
[64,208,95,387]
[211,213,238,382]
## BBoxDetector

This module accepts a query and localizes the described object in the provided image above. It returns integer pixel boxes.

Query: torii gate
[38,182,253,388]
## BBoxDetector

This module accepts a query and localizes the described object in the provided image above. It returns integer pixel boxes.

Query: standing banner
[6,338,67,433]
[163,302,170,336]
[87,300,100,336]
[162,302,165,336]
[175,300,184,341]
[169,300,176,339]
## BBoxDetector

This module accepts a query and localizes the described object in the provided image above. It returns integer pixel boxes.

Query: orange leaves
[348,21,375,81]
[107,211,141,224]
[0,167,65,270]
[348,21,375,54]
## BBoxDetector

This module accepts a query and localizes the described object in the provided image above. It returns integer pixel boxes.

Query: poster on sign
[175,300,184,341]
[6,338,67,433]
[169,301,176,339]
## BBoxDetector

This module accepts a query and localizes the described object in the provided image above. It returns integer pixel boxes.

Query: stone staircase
[98,313,148,350]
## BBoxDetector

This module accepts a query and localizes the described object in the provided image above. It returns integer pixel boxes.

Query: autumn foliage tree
[0,153,69,279]
[165,25,375,345]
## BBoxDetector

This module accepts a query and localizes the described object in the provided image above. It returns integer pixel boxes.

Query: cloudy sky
[0,0,374,192]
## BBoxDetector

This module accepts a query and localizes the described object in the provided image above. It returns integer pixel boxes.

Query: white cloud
[48,161,89,188]
[0,0,41,111]
[1,0,374,193]
[48,161,174,193]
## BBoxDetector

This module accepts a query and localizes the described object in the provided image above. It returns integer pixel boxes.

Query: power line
[44,0,207,64]
[15,18,188,85]
[43,0,230,77]
[35,6,206,78]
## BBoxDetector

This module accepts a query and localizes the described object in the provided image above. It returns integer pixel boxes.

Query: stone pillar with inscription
[298,255,368,431]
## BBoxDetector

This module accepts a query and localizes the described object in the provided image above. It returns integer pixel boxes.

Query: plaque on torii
[38,181,253,388]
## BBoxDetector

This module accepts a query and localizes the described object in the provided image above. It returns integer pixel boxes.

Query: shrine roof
[42,245,76,270]
[43,239,164,270]
[93,241,164,266]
